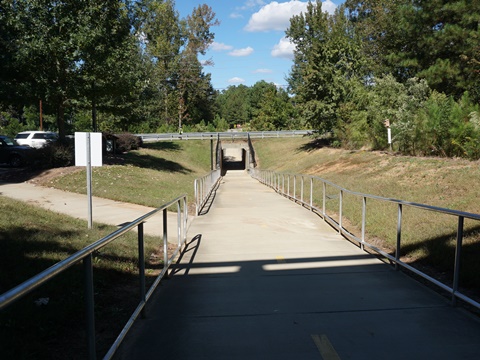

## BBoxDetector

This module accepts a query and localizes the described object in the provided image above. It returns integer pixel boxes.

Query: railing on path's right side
[250,169,480,311]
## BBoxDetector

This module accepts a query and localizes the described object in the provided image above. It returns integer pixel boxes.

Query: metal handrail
[0,195,188,360]
[194,169,222,216]
[250,169,480,310]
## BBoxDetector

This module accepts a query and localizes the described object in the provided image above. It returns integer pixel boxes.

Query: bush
[37,142,74,168]
[115,133,143,153]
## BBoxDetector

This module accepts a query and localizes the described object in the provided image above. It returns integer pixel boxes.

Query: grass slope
[253,138,480,295]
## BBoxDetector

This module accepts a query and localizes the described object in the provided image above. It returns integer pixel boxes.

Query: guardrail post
[452,216,464,306]
[138,223,146,318]
[395,204,403,271]
[83,254,96,360]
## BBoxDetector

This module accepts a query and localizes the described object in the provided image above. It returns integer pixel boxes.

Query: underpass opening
[222,147,246,174]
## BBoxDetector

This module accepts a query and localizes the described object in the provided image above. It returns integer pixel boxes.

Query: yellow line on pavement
[311,334,341,360]
[276,256,286,263]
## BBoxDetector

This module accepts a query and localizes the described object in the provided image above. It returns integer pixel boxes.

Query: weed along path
[116,170,480,360]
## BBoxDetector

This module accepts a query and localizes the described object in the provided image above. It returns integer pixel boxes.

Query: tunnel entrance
[221,147,246,174]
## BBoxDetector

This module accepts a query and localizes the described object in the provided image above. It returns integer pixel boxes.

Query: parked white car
[14,131,58,149]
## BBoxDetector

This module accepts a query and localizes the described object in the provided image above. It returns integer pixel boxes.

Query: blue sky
[175,1,344,91]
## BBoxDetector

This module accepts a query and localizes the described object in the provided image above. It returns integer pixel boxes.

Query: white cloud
[238,0,266,11]
[210,42,233,51]
[322,0,337,15]
[271,36,296,59]
[230,12,243,19]
[229,46,254,57]
[228,77,246,84]
[253,68,273,73]
[245,0,337,32]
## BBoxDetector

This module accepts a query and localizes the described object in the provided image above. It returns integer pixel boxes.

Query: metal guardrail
[250,169,480,310]
[138,130,312,142]
[194,169,222,216]
[0,195,188,360]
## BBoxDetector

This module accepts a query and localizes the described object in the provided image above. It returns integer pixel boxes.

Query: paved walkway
[115,171,480,360]
[0,181,183,238]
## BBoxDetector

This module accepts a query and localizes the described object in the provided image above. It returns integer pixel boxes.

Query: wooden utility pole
[39,100,43,131]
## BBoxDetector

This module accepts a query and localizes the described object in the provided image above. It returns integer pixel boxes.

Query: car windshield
[2,137,15,146]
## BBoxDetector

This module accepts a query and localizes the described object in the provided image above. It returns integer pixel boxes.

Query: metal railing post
[361,197,366,251]
[322,182,326,218]
[339,190,343,234]
[183,197,188,243]
[138,223,146,318]
[301,176,304,203]
[84,254,96,360]
[293,175,296,200]
[310,177,313,210]
[194,179,199,216]
[396,204,403,271]
[177,200,181,247]
[163,209,168,277]
[287,175,290,197]
[452,216,464,306]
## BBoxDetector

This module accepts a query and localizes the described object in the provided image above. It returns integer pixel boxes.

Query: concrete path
[0,181,183,239]
[116,171,480,360]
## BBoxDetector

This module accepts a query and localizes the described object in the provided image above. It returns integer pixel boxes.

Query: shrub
[116,133,143,153]
[37,142,74,168]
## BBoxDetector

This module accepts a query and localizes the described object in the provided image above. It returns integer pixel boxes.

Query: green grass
[253,138,480,293]
[40,140,212,208]
[1,140,214,358]
[0,196,163,359]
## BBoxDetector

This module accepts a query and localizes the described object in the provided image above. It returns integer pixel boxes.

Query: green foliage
[0,0,220,136]
[286,1,365,133]
[346,0,480,102]
[215,81,299,131]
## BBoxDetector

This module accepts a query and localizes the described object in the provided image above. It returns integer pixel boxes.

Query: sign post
[75,132,103,229]
[384,119,392,151]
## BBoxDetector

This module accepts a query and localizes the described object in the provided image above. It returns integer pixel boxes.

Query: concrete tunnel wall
[221,147,247,173]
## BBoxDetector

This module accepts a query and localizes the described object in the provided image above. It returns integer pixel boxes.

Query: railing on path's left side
[0,195,188,360]
[250,168,480,311]
[195,169,222,215]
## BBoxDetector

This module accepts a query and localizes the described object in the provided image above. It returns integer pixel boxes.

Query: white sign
[75,132,103,166]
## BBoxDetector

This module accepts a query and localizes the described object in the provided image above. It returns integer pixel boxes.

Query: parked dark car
[0,135,36,167]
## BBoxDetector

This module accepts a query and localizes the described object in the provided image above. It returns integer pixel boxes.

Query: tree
[139,1,219,130]
[346,0,480,102]
[286,1,364,133]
